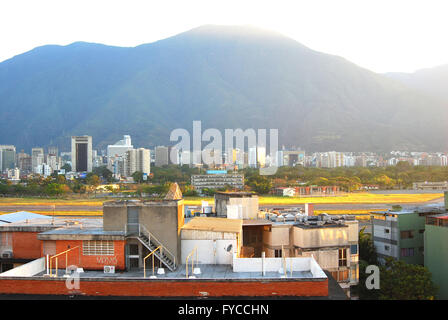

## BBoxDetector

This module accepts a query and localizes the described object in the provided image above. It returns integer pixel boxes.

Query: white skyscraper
[107,135,133,158]
[257,146,266,168]
[248,147,257,168]
[125,148,151,176]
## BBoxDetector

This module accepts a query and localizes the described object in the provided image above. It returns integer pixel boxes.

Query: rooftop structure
[258,209,359,297]
[214,191,258,219]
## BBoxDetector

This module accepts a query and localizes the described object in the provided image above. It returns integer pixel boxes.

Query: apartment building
[425,213,448,299]
[371,207,445,265]
[191,172,244,192]
[124,148,151,177]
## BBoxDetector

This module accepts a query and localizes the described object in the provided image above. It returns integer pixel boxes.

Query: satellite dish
[226,244,233,252]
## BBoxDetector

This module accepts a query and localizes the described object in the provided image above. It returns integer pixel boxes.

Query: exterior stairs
[125,223,177,272]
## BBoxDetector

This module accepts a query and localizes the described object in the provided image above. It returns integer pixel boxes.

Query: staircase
[125,223,177,272]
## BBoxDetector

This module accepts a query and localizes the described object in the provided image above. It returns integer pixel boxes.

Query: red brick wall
[0,278,328,297]
[12,232,42,259]
[42,240,126,271]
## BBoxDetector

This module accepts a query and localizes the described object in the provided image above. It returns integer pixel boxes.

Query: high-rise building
[107,135,133,159]
[283,150,305,167]
[155,146,169,167]
[31,148,44,172]
[169,146,179,165]
[45,154,61,172]
[248,147,257,168]
[35,163,52,177]
[257,146,266,168]
[17,151,32,173]
[48,146,58,157]
[71,136,92,172]
[180,150,191,166]
[124,148,151,177]
[0,145,16,172]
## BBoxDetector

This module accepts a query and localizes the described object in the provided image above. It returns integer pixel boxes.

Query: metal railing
[144,246,161,278]
[48,246,80,277]
[185,246,198,279]
[125,223,177,269]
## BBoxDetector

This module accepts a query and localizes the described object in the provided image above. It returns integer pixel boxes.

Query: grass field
[184,192,443,206]
[0,192,442,207]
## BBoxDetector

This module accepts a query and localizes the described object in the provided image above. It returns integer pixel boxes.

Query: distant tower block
[71,136,92,172]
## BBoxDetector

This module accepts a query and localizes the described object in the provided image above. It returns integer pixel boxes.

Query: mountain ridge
[0,25,447,153]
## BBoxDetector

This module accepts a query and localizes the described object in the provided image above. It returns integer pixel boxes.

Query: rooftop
[33,264,317,281]
[103,199,181,207]
[37,227,125,240]
[0,211,50,225]
[242,219,273,227]
[182,217,242,233]
[0,217,102,232]
[215,191,257,197]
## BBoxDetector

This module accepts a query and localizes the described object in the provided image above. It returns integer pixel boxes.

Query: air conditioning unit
[1,251,13,259]
[104,266,115,274]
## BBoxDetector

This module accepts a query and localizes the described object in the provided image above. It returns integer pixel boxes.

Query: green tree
[61,163,71,172]
[353,227,380,299]
[132,171,144,183]
[93,166,114,182]
[86,174,101,187]
[379,258,437,300]
[44,183,67,197]
[246,175,272,194]
[359,227,378,265]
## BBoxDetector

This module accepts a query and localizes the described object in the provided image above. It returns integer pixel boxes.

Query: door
[127,207,139,235]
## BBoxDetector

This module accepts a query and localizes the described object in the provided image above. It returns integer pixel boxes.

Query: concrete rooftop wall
[232,254,324,276]
[0,257,45,277]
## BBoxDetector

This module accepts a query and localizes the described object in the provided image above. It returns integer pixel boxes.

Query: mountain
[0,25,447,152]
[386,64,448,103]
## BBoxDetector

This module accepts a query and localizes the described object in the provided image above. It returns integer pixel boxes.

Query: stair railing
[126,223,176,269]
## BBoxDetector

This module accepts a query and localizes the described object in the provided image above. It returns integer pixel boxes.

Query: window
[83,241,114,256]
[385,229,390,234]
[274,249,282,258]
[338,249,347,267]
[419,229,425,234]
[385,245,390,251]
[350,244,358,255]
[401,248,415,257]
[400,230,414,239]
[330,270,349,282]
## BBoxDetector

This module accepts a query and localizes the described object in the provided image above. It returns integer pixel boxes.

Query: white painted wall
[232,254,323,276]
[227,205,242,219]
[181,239,236,264]
[0,257,45,277]
[310,257,327,278]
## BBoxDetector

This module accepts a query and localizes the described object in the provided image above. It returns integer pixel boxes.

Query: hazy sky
[1,0,447,73]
